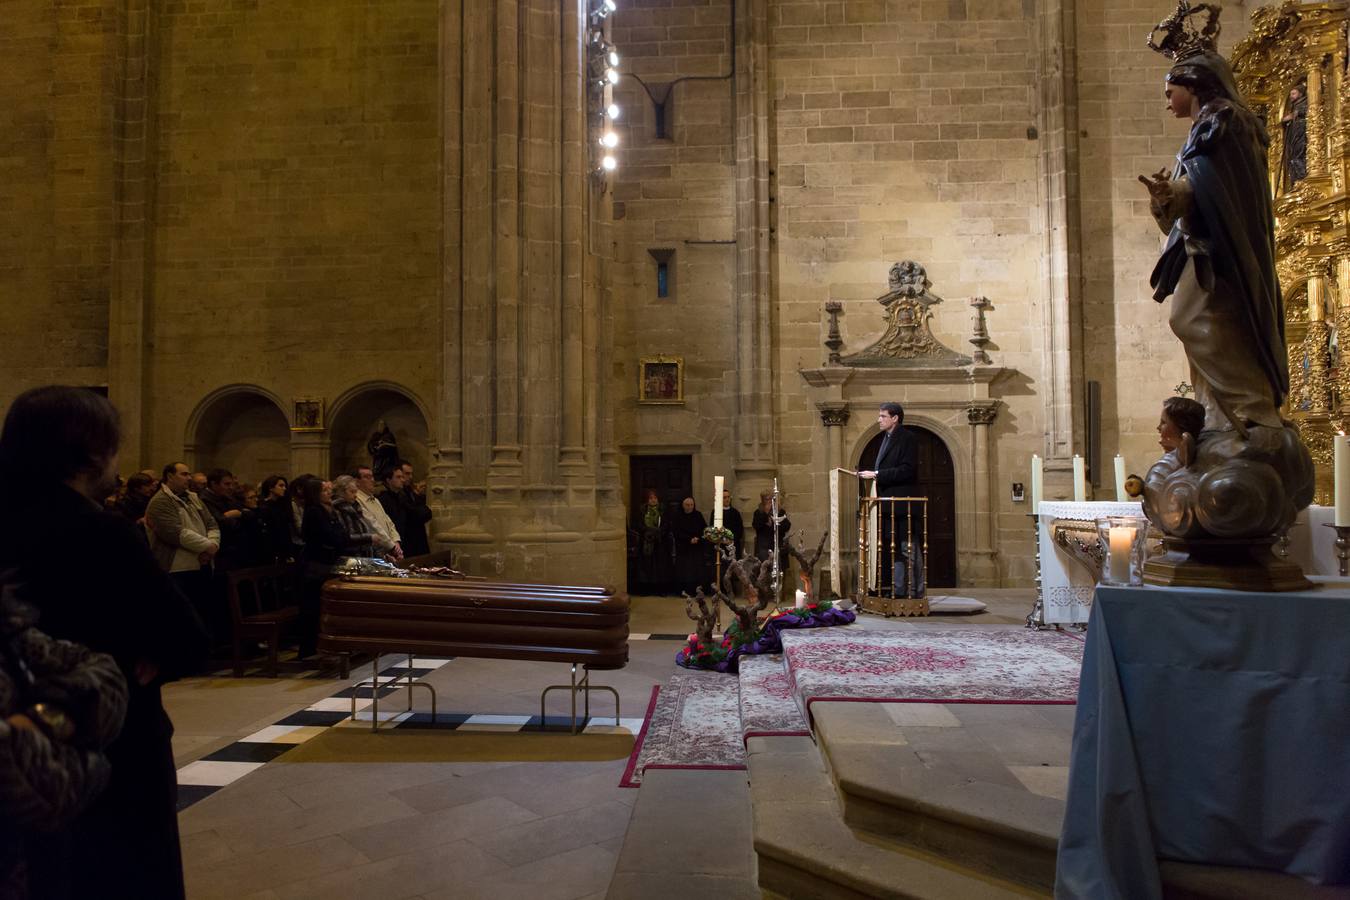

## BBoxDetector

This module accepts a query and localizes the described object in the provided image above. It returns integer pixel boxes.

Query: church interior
[4,0,1350,897]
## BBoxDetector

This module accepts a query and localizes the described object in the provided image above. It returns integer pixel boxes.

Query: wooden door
[628,454,693,594]
[857,426,957,588]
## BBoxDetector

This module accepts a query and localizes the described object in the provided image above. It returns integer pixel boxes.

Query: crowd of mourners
[103,459,433,658]
[0,385,434,900]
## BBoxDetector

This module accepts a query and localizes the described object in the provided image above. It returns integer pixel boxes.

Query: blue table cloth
[1056,583,1350,899]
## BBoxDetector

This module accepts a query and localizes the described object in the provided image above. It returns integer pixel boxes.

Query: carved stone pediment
[840,261,972,368]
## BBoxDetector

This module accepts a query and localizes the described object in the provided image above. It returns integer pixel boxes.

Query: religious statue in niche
[367,419,399,477]
[1135,0,1314,589]
[1279,83,1309,191]
[840,261,972,367]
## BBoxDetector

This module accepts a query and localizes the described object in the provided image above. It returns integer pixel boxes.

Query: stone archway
[185,386,291,486]
[326,382,432,479]
[856,426,958,588]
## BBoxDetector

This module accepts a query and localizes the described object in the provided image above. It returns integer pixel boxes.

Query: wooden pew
[318,575,628,731]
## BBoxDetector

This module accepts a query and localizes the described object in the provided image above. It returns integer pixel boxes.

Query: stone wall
[144,0,442,467]
[0,0,117,413]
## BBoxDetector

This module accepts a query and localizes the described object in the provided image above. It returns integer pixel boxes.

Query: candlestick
[1024,512,1047,630]
[1030,454,1043,514]
[713,475,724,529]
[1324,523,1350,576]
[1113,455,1127,502]
[1336,435,1350,526]
[1072,455,1086,503]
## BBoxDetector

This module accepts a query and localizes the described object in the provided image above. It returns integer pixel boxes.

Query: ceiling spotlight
[607,103,621,120]
[603,0,617,12]
[601,131,619,148]
[606,67,620,85]
[602,155,617,171]
[607,49,620,67]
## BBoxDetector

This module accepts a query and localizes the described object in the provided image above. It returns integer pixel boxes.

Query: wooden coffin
[318,576,630,669]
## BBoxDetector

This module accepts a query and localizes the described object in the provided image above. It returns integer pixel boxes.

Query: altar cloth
[1056,583,1350,898]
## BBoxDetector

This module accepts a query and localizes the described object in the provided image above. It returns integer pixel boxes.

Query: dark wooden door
[628,454,693,594]
[857,426,957,588]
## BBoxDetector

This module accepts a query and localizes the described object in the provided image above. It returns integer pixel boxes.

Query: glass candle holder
[1096,516,1147,586]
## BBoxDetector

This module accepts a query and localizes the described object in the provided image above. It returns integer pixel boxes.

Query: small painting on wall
[639,357,684,405]
[292,398,325,432]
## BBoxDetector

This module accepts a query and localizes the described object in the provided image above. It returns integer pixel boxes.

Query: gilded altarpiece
[1234,1,1350,503]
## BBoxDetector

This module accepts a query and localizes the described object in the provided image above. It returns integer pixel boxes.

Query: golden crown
[1147,1,1222,61]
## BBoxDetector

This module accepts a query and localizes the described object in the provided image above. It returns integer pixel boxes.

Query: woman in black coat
[0,386,209,900]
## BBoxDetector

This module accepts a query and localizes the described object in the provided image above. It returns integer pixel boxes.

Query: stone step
[814,702,1060,893]
[748,734,1043,899]
[808,701,1350,900]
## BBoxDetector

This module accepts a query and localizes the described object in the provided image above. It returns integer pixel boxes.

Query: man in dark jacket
[378,462,432,558]
[858,402,924,596]
[0,386,209,900]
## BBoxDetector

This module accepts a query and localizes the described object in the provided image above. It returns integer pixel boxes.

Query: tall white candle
[1073,455,1086,503]
[1114,455,1127,502]
[1108,525,1133,583]
[1030,454,1043,513]
[713,475,724,529]
[1336,436,1350,526]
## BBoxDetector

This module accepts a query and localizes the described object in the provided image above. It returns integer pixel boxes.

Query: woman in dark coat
[670,497,709,597]
[0,386,209,900]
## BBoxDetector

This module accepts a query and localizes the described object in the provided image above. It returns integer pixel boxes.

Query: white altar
[1037,500,1143,625]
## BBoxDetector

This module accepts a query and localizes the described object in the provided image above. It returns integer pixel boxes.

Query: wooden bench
[226,563,301,677]
[318,575,629,730]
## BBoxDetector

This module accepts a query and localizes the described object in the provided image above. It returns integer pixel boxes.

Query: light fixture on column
[587,0,620,180]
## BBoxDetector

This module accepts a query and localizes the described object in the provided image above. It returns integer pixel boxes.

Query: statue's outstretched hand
[1138,168,1174,213]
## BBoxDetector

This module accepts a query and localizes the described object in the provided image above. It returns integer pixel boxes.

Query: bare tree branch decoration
[682,587,719,647]
[786,533,829,600]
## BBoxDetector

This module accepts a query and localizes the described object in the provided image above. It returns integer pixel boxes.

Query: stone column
[436,0,464,482]
[966,403,1000,585]
[732,0,776,496]
[1032,0,1086,467]
[108,0,154,465]
[817,403,850,469]
[432,0,621,584]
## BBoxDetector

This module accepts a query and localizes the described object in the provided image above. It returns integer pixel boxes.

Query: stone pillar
[732,0,776,496]
[432,0,621,585]
[108,0,154,466]
[966,404,998,548]
[817,404,850,469]
[1033,0,1086,469]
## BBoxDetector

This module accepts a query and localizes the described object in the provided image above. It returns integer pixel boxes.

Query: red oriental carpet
[620,670,746,787]
[780,626,1084,721]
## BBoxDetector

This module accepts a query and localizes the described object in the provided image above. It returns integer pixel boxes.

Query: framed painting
[639,356,684,405]
[292,398,325,432]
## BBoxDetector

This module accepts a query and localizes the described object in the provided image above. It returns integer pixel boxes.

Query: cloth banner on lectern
[829,468,863,597]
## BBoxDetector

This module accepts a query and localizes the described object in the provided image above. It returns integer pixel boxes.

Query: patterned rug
[737,654,810,742]
[621,669,746,787]
[782,627,1085,720]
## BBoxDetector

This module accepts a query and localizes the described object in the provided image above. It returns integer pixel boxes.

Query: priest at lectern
[858,402,924,595]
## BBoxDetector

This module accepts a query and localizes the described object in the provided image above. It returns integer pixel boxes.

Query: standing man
[378,460,431,558]
[858,402,924,596]
[0,386,209,900]
[353,465,402,560]
[148,462,223,640]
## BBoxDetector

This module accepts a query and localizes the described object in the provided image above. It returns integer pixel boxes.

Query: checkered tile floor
[174,650,653,811]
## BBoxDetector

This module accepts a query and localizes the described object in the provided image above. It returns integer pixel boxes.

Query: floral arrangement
[678,596,850,672]
[701,526,735,543]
